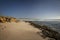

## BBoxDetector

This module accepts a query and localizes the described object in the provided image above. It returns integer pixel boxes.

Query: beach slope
[0,21,48,40]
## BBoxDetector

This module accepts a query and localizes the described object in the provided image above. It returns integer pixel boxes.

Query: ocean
[32,21,60,33]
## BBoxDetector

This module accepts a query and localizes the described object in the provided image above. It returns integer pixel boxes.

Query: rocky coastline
[27,21,60,40]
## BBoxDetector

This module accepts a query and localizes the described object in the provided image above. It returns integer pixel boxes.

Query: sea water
[32,21,60,33]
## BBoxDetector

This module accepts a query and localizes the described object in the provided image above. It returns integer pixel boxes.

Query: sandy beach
[0,21,48,40]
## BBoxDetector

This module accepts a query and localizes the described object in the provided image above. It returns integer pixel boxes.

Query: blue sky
[0,0,60,19]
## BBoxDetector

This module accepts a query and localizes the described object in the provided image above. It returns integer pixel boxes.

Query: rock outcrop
[0,16,17,23]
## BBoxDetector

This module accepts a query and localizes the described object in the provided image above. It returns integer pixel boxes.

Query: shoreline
[26,21,60,40]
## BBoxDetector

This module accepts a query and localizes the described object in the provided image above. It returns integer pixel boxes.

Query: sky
[0,0,60,19]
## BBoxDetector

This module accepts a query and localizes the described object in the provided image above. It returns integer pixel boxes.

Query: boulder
[42,29,60,40]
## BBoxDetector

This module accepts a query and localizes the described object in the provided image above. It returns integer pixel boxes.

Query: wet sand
[0,21,48,40]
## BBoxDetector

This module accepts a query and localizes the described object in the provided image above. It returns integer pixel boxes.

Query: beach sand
[0,21,48,40]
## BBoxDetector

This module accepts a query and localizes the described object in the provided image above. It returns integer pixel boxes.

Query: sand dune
[0,21,48,40]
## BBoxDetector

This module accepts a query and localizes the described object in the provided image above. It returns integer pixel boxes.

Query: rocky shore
[27,21,60,40]
[0,16,60,40]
